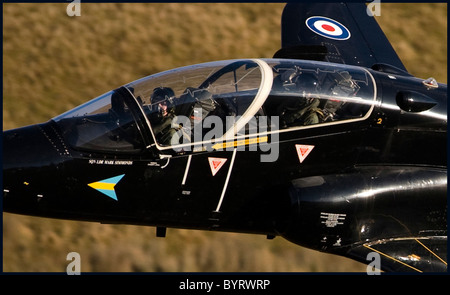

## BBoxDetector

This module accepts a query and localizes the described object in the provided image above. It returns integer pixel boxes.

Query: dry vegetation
[2,3,447,272]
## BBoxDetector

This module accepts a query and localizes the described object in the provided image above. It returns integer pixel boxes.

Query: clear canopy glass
[53,59,376,153]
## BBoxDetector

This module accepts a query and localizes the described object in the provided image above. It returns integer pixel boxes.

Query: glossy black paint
[281,166,447,272]
[3,3,447,272]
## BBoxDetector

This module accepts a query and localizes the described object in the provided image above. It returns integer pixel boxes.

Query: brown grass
[3,3,446,272]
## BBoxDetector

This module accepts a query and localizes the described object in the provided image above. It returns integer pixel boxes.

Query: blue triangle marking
[100,174,125,185]
[89,174,125,201]
[96,188,119,201]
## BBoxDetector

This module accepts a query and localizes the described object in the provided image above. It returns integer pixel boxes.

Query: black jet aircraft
[3,3,447,272]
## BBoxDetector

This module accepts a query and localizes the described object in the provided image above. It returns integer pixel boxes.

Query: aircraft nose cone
[3,123,67,214]
[3,123,64,169]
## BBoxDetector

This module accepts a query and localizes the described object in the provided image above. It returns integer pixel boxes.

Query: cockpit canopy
[53,59,376,154]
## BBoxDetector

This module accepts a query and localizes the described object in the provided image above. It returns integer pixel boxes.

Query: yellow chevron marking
[212,136,268,150]
[88,182,116,191]
[414,238,447,266]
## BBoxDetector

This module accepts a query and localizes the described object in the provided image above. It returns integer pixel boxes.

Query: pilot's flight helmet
[151,87,175,117]
[331,71,359,96]
[296,72,319,96]
[151,87,175,104]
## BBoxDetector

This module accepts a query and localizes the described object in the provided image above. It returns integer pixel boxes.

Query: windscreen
[53,89,146,153]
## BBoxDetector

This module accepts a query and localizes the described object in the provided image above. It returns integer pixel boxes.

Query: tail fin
[278,3,408,72]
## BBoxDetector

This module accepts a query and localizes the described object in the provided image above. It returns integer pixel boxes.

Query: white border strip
[181,154,192,185]
[222,59,274,140]
[214,148,237,212]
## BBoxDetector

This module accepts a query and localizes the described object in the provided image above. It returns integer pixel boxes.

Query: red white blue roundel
[306,16,351,40]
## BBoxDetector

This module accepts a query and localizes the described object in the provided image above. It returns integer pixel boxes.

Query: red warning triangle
[208,157,227,176]
[295,144,314,163]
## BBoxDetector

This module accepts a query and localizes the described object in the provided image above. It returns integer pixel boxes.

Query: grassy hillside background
[3,3,447,272]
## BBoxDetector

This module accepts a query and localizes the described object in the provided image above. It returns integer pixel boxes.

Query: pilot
[330,71,359,96]
[322,71,360,121]
[276,70,323,127]
[176,87,217,124]
[148,87,179,146]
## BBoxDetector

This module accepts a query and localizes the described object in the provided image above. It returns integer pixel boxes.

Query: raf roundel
[306,16,351,40]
